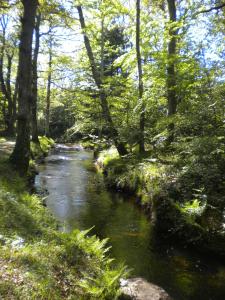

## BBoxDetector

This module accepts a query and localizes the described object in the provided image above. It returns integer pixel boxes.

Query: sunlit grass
[97,147,166,203]
[0,144,126,299]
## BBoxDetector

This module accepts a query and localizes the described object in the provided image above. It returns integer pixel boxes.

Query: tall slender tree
[10,0,38,174]
[166,0,178,141]
[0,15,15,136]
[45,31,53,137]
[31,12,41,143]
[136,0,145,153]
[77,5,128,156]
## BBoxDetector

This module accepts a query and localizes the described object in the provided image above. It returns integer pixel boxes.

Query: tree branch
[198,3,225,14]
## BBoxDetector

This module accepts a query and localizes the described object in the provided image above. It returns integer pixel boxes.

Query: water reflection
[35,148,225,300]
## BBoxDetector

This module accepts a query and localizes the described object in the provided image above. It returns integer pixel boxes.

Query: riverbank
[96,143,225,257]
[0,138,125,299]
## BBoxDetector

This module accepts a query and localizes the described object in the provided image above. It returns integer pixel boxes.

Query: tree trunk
[77,5,127,156]
[45,34,52,137]
[0,50,8,132]
[0,15,15,136]
[100,17,105,81]
[31,12,41,143]
[10,0,38,175]
[166,0,177,142]
[136,0,145,153]
[5,54,15,136]
[12,67,19,130]
[0,17,9,133]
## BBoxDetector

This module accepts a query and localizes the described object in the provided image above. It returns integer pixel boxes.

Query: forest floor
[0,137,125,300]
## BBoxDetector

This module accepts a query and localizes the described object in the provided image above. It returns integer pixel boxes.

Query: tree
[10,0,38,175]
[166,0,178,141]
[77,5,128,156]
[45,29,53,137]
[0,14,16,136]
[31,12,41,143]
[136,0,145,153]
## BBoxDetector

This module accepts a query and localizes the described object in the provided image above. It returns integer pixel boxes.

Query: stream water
[35,145,225,300]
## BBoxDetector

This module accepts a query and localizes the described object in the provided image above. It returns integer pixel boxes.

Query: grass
[0,140,126,300]
[97,147,166,204]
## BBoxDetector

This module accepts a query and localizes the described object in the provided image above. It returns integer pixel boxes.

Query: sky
[1,0,224,87]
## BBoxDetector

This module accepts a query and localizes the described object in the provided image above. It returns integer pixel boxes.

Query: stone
[120,277,172,300]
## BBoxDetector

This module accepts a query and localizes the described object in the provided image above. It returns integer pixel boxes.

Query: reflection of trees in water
[35,149,225,300]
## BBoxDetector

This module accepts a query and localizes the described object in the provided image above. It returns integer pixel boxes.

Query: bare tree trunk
[166,0,177,142]
[100,17,105,81]
[45,34,52,137]
[0,50,8,131]
[31,12,41,143]
[0,16,9,133]
[5,53,15,136]
[12,67,19,130]
[10,0,38,175]
[136,0,145,153]
[0,17,15,136]
[77,5,127,156]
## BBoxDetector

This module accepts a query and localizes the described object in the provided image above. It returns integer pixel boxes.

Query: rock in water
[120,277,172,300]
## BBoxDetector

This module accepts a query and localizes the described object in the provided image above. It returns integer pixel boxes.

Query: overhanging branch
[197,3,225,14]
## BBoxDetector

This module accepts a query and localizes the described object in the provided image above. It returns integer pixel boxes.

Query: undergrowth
[31,136,55,159]
[97,140,225,253]
[97,147,166,204]
[0,147,126,299]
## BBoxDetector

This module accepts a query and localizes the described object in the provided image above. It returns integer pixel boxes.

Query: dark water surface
[35,146,225,300]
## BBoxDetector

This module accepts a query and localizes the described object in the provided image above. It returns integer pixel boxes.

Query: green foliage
[97,148,165,204]
[39,136,55,153]
[176,199,206,222]
[31,136,55,159]
[1,0,225,277]
[64,231,127,300]
[0,159,125,299]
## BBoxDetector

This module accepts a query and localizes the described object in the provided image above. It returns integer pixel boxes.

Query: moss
[0,157,126,299]
[97,148,165,202]
[81,140,96,150]
[31,136,55,160]
[39,136,55,153]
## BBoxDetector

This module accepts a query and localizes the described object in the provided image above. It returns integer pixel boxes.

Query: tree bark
[136,0,145,153]
[10,0,38,175]
[166,0,177,142]
[45,34,52,137]
[12,67,19,130]
[167,0,177,116]
[0,17,15,136]
[0,16,12,134]
[100,17,105,81]
[5,53,15,135]
[31,12,41,143]
[0,42,8,130]
[77,5,128,156]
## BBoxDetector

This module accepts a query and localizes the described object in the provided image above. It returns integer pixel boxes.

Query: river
[35,145,225,300]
